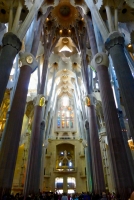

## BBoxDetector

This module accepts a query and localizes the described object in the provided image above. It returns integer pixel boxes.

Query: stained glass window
[57,96,74,129]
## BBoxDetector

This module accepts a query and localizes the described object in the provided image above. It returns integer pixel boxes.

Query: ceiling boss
[51,0,79,28]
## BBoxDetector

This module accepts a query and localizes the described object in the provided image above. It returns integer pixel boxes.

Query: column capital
[105,31,124,51]
[91,52,109,71]
[19,52,38,72]
[2,32,22,52]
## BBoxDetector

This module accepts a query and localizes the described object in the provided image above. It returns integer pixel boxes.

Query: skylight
[59,45,72,52]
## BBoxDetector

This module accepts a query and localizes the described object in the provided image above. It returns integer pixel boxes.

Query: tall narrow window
[55,177,63,190]
[56,96,75,130]
[67,177,76,189]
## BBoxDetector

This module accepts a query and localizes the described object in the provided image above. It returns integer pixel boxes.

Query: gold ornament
[39,97,45,107]
[62,37,69,44]
[85,96,90,107]
[26,56,33,64]
[51,0,79,28]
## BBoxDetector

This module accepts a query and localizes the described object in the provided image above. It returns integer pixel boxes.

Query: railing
[53,167,77,173]
[49,136,79,140]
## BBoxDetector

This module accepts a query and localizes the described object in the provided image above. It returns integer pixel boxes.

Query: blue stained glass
[57,117,60,128]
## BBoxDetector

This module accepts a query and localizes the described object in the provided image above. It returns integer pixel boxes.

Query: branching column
[105,31,134,140]
[23,62,48,197]
[92,52,134,200]
[0,32,21,105]
[0,8,51,195]
[23,27,57,197]
[77,28,105,193]
[0,52,37,198]
[0,0,47,106]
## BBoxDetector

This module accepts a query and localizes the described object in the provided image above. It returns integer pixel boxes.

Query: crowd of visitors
[1,191,134,200]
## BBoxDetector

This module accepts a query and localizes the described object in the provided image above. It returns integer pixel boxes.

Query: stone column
[23,57,49,197]
[73,92,84,139]
[44,67,56,123]
[87,102,105,193]
[24,23,57,195]
[80,19,105,192]
[105,31,134,141]
[0,3,51,106]
[31,7,53,57]
[85,15,98,57]
[37,120,45,187]
[117,110,134,182]
[85,120,93,192]
[92,52,134,199]
[63,176,67,193]
[39,140,48,192]
[0,32,22,106]
[80,48,105,193]
[23,94,46,197]
[74,74,86,120]
[45,110,53,140]
[0,52,37,198]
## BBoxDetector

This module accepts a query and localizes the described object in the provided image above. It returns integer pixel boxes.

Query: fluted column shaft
[80,55,105,193]
[92,52,134,199]
[24,22,57,196]
[87,105,105,193]
[105,31,134,140]
[0,32,22,106]
[24,104,44,195]
[0,58,34,197]
[85,15,98,57]
[23,58,48,197]
[81,53,105,193]
[85,120,93,192]
[77,20,105,192]
[44,68,56,123]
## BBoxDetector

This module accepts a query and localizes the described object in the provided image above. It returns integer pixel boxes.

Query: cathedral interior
[0,0,134,199]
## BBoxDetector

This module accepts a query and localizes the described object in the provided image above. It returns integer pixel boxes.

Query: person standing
[61,193,68,200]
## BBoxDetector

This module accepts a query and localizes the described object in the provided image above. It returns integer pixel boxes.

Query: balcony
[53,167,77,173]
[50,136,78,140]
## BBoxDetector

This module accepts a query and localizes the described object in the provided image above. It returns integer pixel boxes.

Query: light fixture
[128,44,132,48]
[59,30,62,34]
